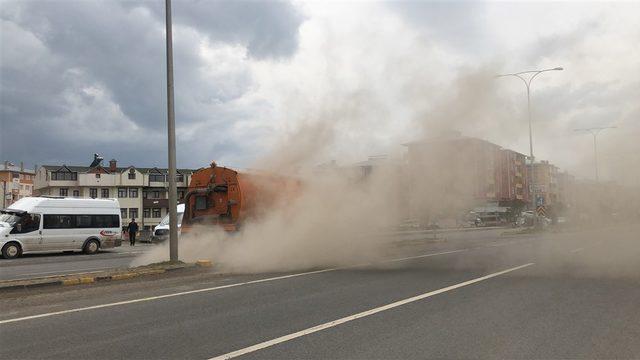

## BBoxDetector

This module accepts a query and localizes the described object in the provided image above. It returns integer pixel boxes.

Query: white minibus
[0,197,122,259]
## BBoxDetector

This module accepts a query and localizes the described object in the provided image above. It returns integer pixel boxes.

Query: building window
[118,188,127,198]
[149,174,165,182]
[89,188,97,199]
[178,191,184,200]
[129,188,138,198]
[51,170,77,181]
[176,174,184,182]
[95,173,101,178]
[129,208,138,220]
[152,190,160,199]
[59,188,68,197]
[143,191,148,199]
[101,188,109,198]
[143,208,151,218]
[73,190,80,197]
[128,169,136,180]
[121,208,128,219]
[195,196,207,210]
[152,208,161,218]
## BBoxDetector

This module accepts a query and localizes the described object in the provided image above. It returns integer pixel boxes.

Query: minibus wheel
[83,239,100,255]
[2,242,22,259]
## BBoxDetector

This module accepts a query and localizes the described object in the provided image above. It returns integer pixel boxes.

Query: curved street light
[496,67,563,219]
[574,126,616,182]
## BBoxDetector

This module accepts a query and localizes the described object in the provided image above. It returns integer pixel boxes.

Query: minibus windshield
[158,212,184,226]
[0,212,21,226]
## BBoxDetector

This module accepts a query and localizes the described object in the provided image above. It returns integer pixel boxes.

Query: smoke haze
[133,3,639,275]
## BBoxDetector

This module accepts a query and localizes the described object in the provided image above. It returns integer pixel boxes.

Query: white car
[0,197,122,259]
[151,203,185,243]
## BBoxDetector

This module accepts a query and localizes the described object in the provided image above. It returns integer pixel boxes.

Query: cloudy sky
[1,1,638,184]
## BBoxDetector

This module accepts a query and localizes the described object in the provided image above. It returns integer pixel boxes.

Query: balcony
[143,198,169,208]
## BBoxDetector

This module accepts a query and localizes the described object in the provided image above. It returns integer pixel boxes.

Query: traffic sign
[536,205,546,217]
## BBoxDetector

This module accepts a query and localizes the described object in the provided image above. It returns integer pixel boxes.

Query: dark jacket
[127,221,139,233]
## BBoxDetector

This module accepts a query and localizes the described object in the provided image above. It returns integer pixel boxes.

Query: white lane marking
[209,262,535,360]
[485,238,535,248]
[486,242,511,247]
[0,268,336,325]
[0,249,467,325]
[570,247,584,253]
[383,249,467,263]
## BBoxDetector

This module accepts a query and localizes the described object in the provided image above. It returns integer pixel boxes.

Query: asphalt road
[0,243,155,281]
[0,228,501,282]
[1,225,638,359]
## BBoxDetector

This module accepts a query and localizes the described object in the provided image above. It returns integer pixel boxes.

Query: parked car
[0,196,122,259]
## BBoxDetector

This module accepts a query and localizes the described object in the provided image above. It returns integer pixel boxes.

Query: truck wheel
[2,242,22,259]
[83,239,100,255]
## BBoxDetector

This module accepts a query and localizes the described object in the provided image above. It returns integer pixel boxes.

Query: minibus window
[94,215,120,228]
[76,215,92,228]
[10,214,40,234]
[43,215,74,229]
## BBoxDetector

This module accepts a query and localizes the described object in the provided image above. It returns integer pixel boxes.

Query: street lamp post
[574,127,616,182]
[496,67,563,224]
[165,0,178,262]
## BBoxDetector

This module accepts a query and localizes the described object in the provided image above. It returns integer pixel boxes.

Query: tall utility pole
[165,0,178,262]
[1,181,6,209]
[496,67,563,223]
[574,127,616,182]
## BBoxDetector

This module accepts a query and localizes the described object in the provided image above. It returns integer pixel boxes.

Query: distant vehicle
[151,203,185,243]
[0,197,122,259]
[517,211,535,227]
[182,161,301,232]
[475,214,507,227]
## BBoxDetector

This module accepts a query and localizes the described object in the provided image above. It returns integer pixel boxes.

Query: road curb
[0,262,202,292]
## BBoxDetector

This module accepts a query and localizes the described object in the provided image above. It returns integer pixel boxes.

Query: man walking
[127,218,139,246]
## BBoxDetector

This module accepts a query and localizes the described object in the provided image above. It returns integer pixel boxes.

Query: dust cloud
[133,163,402,272]
[133,64,640,276]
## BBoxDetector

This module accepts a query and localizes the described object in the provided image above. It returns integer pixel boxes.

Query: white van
[0,197,122,259]
[151,203,185,243]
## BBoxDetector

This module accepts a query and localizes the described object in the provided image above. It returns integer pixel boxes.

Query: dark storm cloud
[0,0,302,168]
[133,0,303,59]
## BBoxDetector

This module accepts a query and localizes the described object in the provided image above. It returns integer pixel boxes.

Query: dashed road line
[0,249,468,325]
[208,262,535,360]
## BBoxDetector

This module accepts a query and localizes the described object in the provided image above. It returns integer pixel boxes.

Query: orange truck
[181,162,299,232]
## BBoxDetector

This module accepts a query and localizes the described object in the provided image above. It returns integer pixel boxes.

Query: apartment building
[556,170,575,210]
[402,131,543,222]
[1,161,36,208]
[497,149,529,206]
[404,132,503,219]
[34,158,195,230]
[528,160,560,207]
